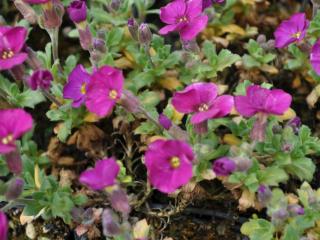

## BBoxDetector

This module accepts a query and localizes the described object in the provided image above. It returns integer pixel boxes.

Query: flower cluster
[63,65,124,116]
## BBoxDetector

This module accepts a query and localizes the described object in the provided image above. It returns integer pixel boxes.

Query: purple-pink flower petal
[159,0,187,25]
[0,26,28,70]
[85,65,124,117]
[235,85,292,117]
[0,109,33,154]
[28,69,53,90]
[145,139,194,193]
[159,0,208,40]
[63,64,90,108]
[0,211,8,240]
[311,39,320,75]
[79,158,120,190]
[180,15,208,41]
[274,13,309,48]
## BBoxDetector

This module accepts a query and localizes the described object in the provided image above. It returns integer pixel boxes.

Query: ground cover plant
[2,0,320,239]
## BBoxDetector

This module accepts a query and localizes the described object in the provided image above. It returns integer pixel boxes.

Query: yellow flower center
[80,83,86,94]
[109,89,118,100]
[1,50,14,60]
[198,103,209,112]
[1,134,13,145]
[178,16,188,23]
[170,156,181,169]
[292,31,301,39]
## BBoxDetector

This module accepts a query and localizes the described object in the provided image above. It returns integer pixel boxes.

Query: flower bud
[287,117,301,134]
[28,69,53,90]
[14,0,37,24]
[93,38,107,53]
[41,0,65,29]
[182,40,200,54]
[109,189,131,215]
[110,0,121,11]
[213,157,236,176]
[158,114,172,130]
[257,185,272,205]
[102,209,121,237]
[67,0,87,24]
[233,156,252,172]
[138,23,152,45]
[288,204,304,216]
[271,208,289,225]
[5,178,24,201]
[97,30,106,40]
[128,18,139,41]
[5,149,23,175]
[78,25,93,50]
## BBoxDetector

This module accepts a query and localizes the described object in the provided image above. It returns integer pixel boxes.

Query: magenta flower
[234,85,292,117]
[0,26,28,71]
[172,82,234,124]
[23,0,50,4]
[67,0,87,24]
[28,69,53,90]
[311,39,320,75]
[159,0,208,41]
[145,139,194,193]
[0,109,33,154]
[0,212,8,240]
[79,157,120,191]
[85,65,124,117]
[212,157,236,176]
[274,13,309,48]
[63,64,90,108]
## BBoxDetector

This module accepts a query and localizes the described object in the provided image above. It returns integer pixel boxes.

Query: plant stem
[41,89,62,107]
[313,3,320,17]
[48,27,63,73]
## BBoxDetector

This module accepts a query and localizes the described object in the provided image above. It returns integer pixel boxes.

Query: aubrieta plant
[1,0,320,239]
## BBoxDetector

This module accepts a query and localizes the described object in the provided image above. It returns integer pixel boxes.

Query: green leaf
[241,219,274,240]
[258,167,288,186]
[57,119,73,142]
[285,157,315,181]
[134,121,158,135]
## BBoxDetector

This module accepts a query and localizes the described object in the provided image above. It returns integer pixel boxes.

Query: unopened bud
[233,157,252,172]
[182,40,200,54]
[272,208,288,222]
[14,0,37,24]
[109,189,131,215]
[78,24,93,50]
[288,204,304,216]
[41,0,65,29]
[158,114,172,130]
[93,38,106,53]
[138,23,152,45]
[5,150,22,175]
[102,209,121,237]
[128,18,139,41]
[110,0,121,11]
[5,178,24,201]
[257,185,272,206]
